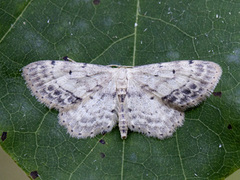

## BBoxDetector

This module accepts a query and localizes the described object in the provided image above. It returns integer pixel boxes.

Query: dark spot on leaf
[93,0,100,5]
[100,152,105,158]
[30,171,39,179]
[213,91,222,97]
[99,139,106,144]
[63,56,68,61]
[227,124,232,130]
[1,132,7,141]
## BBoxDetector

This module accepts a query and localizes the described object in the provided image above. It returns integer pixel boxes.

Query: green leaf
[1,0,240,179]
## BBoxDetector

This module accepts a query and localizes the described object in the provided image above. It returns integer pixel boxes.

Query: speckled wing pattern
[22,60,222,139]
[127,60,222,139]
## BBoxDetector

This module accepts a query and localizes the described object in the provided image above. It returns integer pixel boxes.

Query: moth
[22,59,222,139]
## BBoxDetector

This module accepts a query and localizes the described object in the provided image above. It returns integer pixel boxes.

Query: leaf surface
[0,0,240,179]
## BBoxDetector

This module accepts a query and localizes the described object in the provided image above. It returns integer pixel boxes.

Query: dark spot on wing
[190,83,197,89]
[89,96,93,99]
[48,85,54,91]
[180,96,188,104]
[36,82,44,87]
[48,94,55,100]
[172,69,175,74]
[69,70,72,75]
[182,89,191,94]
[82,63,87,68]
[76,97,82,102]
[154,74,159,77]
[67,96,74,103]
[57,97,64,103]
[1,132,7,141]
[100,94,105,99]
[200,80,208,85]
[51,60,55,65]
[54,90,61,95]
[111,109,116,114]
[30,171,39,179]
[150,96,154,100]
[191,92,198,98]
[119,94,126,102]
[213,92,222,97]
[33,77,40,82]
[40,89,47,95]
[128,108,132,112]
[169,96,177,102]
[227,124,232,130]
[112,92,117,98]
[189,60,194,64]
[141,84,148,89]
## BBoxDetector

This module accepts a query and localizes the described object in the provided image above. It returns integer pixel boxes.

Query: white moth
[22,60,222,139]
